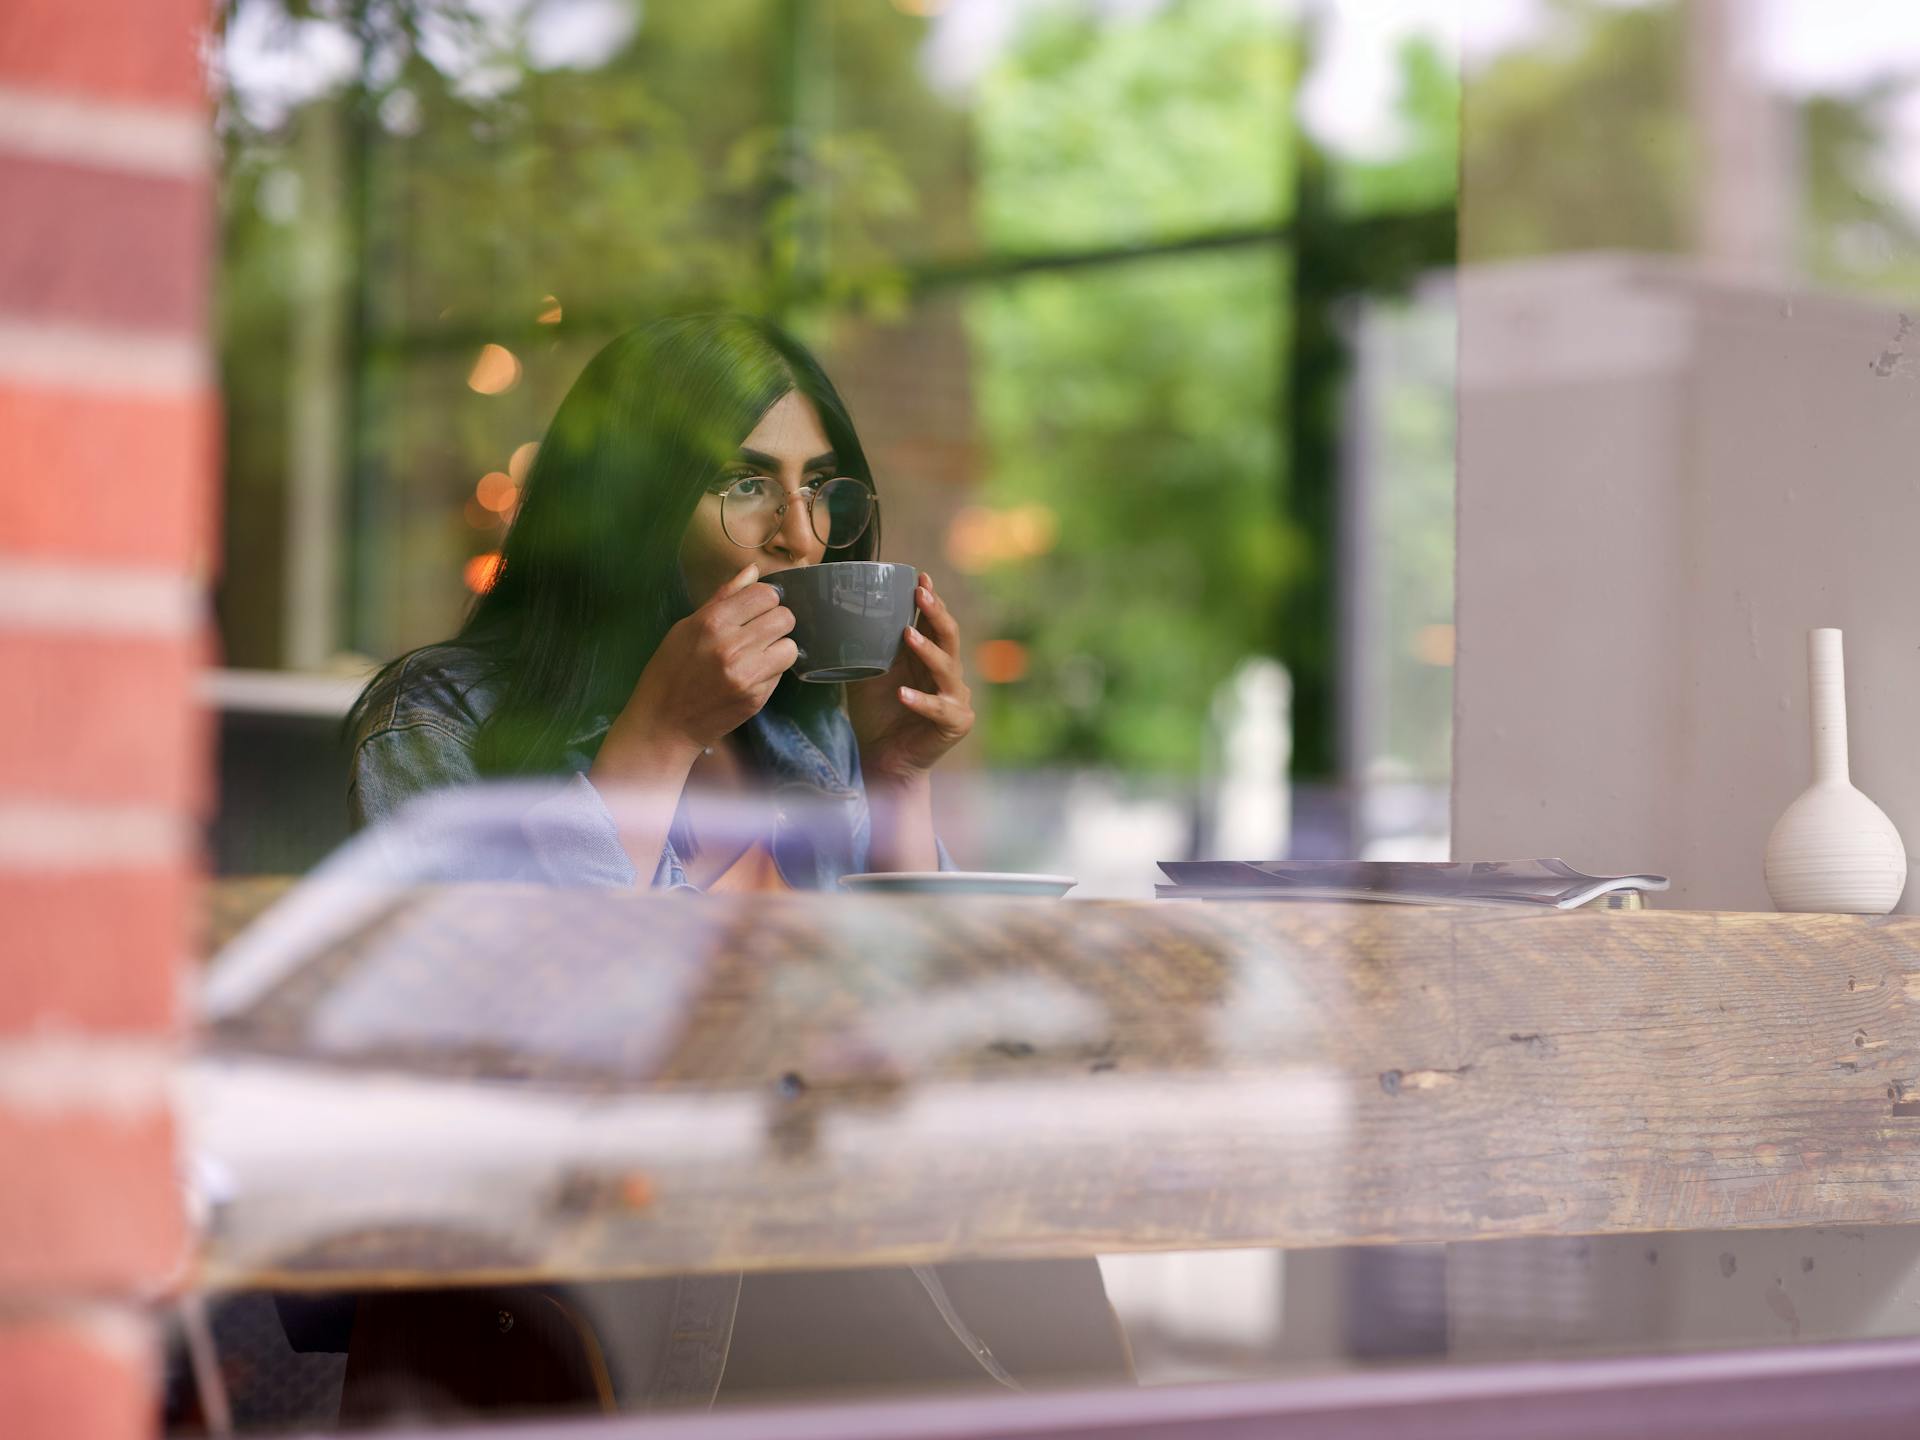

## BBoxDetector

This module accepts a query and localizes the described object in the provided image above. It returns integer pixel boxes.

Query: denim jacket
[347,645,892,891]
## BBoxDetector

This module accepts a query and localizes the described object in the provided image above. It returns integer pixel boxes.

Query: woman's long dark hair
[347,313,880,776]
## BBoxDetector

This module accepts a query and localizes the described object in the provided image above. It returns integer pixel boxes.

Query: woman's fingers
[904,574,967,698]
[737,636,799,691]
[714,580,783,627]
[760,636,800,679]
[915,574,962,656]
[740,600,796,648]
[733,609,797,688]
[898,686,972,734]
[702,583,783,645]
[903,624,963,689]
[712,563,760,604]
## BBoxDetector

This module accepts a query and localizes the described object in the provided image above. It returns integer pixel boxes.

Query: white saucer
[838,871,1078,898]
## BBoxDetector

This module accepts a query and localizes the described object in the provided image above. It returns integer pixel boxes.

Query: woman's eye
[727,475,768,496]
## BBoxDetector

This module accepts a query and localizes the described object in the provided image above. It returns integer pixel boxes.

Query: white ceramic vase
[1764,628,1907,914]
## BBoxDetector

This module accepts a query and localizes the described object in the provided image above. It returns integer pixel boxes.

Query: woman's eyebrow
[736,446,838,471]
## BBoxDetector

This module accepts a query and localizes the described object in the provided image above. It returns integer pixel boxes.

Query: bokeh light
[463,551,504,593]
[975,638,1030,684]
[475,471,519,513]
[508,441,540,483]
[1411,623,1455,667]
[467,343,521,395]
[945,504,1060,574]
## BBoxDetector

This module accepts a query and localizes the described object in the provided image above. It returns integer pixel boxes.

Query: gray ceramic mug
[763,561,919,684]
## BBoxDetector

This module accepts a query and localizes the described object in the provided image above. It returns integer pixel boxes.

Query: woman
[346,312,972,890]
[325,315,1128,1416]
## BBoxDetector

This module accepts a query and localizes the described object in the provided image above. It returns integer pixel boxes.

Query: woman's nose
[766,488,821,563]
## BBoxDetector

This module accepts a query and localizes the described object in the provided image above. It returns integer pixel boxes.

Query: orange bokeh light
[1412,623,1456,667]
[467,343,521,395]
[464,551,504,593]
[946,503,1059,574]
[537,295,563,325]
[619,1172,655,1209]
[975,638,1030,684]
[1004,504,1057,555]
[508,440,539,483]
[476,471,519,513]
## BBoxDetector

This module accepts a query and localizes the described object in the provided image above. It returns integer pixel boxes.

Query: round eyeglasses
[715,475,877,551]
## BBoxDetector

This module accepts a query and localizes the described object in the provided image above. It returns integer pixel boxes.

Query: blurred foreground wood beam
[197,890,1920,1290]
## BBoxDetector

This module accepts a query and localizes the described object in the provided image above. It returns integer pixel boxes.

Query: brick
[0,383,216,568]
[0,869,188,1034]
[0,0,208,110]
[0,1097,183,1293]
[0,631,209,812]
[0,1311,154,1440]
[0,153,210,334]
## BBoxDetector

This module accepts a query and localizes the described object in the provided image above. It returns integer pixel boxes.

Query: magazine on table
[1154,858,1670,909]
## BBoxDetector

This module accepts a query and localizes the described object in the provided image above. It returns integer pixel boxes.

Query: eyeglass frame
[707,473,879,551]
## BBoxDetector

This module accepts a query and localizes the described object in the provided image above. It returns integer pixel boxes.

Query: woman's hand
[602,564,797,769]
[588,564,792,884]
[847,571,975,784]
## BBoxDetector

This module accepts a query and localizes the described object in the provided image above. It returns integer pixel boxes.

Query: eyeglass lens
[722,477,874,549]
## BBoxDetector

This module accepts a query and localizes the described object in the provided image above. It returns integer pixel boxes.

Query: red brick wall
[0,0,213,1435]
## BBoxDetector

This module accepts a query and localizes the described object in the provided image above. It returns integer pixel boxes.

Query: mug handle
[763,577,807,667]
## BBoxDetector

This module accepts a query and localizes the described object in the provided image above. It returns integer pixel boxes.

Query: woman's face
[679,388,836,600]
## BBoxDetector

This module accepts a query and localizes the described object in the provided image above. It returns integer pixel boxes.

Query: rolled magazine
[1155,858,1670,909]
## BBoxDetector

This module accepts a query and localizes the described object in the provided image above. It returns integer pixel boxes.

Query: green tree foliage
[968,250,1299,772]
[1335,36,1461,218]
[965,0,1301,773]
[1461,0,1920,294]
[1461,0,1692,259]
[975,0,1293,252]
[1798,80,1920,294]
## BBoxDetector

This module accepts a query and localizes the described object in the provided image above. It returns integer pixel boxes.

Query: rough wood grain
[195,888,1920,1291]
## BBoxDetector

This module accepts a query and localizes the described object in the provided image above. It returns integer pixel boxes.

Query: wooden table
[194,887,1920,1293]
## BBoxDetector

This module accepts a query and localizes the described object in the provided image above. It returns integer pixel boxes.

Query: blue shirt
[347,645,895,890]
